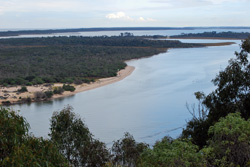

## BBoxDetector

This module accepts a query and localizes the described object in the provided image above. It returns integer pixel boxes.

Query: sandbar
[0,66,135,105]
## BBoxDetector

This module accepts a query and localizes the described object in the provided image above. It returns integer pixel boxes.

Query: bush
[26,82,32,86]
[31,77,44,85]
[62,84,75,92]
[34,91,46,100]
[1,101,11,105]
[18,86,28,93]
[44,91,54,98]
[53,87,64,94]
[26,97,32,103]
[3,83,8,87]
[138,137,206,167]
[202,113,250,167]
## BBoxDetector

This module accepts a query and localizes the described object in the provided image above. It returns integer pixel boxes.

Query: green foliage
[18,86,28,93]
[32,77,44,85]
[0,36,202,86]
[49,106,91,166]
[44,91,54,98]
[202,113,250,167]
[183,37,250,148]
[181,117,210,149]
[61,78,74,84]
[205,37,250,121]
[80,139,110,167]
[1,137,69,167]
[138,136,206,167]
[63,84,76,92]
[26,82,32,86]
[0,107,69,167]
[111,132,149,166]
[53,86,64,94]
[181,91,210,148]
[0,107,29,160]
[49,106,110,167]
[26,96,32,103]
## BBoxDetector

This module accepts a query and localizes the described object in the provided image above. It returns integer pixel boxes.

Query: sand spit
[0,66,135,105]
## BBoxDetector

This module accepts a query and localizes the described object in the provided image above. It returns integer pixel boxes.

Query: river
[10,36,241,146]
[1,27,250,39]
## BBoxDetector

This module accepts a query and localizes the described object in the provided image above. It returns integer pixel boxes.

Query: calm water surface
[1,28,250,39]
[11,39,241,146]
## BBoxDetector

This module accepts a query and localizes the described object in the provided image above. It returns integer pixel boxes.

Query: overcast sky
[0,0,249,29]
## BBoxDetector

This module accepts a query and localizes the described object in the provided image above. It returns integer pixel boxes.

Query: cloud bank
[106,12,156,22]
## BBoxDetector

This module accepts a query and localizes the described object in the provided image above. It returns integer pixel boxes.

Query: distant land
[1,27,250,37]
[170,31,250,39]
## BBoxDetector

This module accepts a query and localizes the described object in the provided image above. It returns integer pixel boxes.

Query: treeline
[0,36,201,48]
[1,38,250,166]
[170,31,250,39]
[0,27,195,37]
[0,36,202,86]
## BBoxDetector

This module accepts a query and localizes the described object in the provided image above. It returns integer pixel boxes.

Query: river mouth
[11,38,240,146]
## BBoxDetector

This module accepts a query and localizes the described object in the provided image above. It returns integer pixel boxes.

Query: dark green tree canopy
[49,105,110,167]
[0,107,69,167]
[182,37,250,149]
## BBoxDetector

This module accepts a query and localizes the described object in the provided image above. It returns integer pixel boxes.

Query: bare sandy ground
[0,66,135,105]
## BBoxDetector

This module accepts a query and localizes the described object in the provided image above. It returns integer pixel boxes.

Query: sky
[0,0,250,29]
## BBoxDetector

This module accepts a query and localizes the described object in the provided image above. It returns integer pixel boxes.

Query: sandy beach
[0,66,135,105]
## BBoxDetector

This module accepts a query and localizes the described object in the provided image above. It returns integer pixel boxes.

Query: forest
[0,36,202,86]
[170,31,250,39]
[1,37,250,166]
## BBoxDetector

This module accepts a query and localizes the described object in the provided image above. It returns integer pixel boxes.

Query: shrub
[44,91,54,98]
[34,91,46,100]
[32,77,44,85]
[202,113,250,167]
[18,86,28,93]
[26,82,32,86]
[62,84,75,92]
[138,137,206,167]
[53,87,64,94]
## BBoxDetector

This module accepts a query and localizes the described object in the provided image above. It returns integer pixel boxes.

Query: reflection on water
[12,39,241,146]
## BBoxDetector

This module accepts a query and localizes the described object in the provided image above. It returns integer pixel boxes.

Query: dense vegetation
[170,31,250,39]
[0,36,202,86]
[1,37,250,166]
[0,107,69,166]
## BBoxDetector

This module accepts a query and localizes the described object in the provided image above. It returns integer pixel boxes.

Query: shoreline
[0,66,135,105]
[169,37,242,40]
[0,37,237,106]
[52,65,135,99]
[197,42,236,46]
[169,37,237,46]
